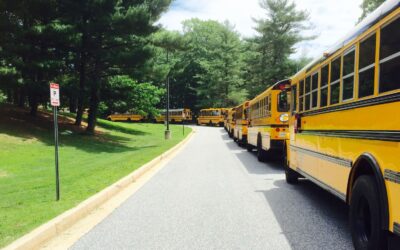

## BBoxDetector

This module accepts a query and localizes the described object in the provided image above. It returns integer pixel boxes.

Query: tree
[181,19,247,108]
[249,0,312,97]
[59,0,172,133]
[0,0,66,115]
[100,75,165,117]
[359,0,386,21]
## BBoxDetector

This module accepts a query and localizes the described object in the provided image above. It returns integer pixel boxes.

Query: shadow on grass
[0,105,150,153]
[97,120,149,136]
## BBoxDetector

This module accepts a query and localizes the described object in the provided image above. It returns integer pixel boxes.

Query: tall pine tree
[248,0,311,97]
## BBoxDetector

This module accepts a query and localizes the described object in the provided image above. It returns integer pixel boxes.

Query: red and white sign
[50,83,60,107]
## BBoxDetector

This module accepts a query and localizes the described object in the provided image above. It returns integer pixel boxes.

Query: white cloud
[158,0,364,59]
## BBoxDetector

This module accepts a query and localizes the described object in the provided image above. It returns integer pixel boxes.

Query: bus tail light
[276,128,280,132]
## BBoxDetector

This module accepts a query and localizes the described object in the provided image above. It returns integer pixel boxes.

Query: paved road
[71,126,353,250]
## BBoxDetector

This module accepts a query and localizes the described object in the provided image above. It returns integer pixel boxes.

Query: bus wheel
[246,144,253,152]
[284,153,298,184]
[127,118,131,123]
[350,176,387,250]
[257,136,267,162]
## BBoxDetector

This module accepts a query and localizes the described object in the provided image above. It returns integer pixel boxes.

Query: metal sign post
[50,83,60,201]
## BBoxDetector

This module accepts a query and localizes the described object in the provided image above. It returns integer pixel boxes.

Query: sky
[158,0,364,59]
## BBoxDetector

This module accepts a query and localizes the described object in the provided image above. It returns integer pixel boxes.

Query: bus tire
[257,135,267,162]
[350,176,387,250]
[285,167,298,184]
[127,118,131,122]
[246,144,253,152]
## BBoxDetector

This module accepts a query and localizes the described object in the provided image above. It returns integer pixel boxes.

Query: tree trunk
[13,88,19,105]
[18,88,25,107]
[29,93,38,116]
[86,59,100,133]
[86,83,99,133]
[7,89,13,103]
[75,28,88,126]
[69,96,77,113]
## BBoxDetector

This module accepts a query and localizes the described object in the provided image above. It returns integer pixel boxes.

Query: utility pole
[165,50,171,140]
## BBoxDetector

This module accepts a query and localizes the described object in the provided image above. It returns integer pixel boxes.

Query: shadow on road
[219,129,354,249]
[220,128,400,249]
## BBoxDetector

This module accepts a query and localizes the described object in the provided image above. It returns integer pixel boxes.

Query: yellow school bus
[285,1,400,248]
[197,108,225,126]
[107,113,145,122]
[233,101,250,146]
[223,108,232,131]
[155,108,192,123]
[247,80,290,161]
[226,108,236,137]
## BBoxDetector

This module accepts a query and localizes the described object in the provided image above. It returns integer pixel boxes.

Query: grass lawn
[0,105,191,247]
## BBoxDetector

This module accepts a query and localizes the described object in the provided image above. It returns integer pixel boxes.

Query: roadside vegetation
[0,105,191,247]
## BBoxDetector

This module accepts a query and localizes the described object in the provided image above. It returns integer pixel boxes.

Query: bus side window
[320,64,329,107]
[292,85,297,114]
[299,79,304,112]
[359,33,376,98]
[304,76,311,111]
[342,48,356,101]
[379,17,400,93]
[311,72,319,108]
[330,57,341,105]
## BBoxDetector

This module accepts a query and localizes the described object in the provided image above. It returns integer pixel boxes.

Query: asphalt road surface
[72,126,354,250]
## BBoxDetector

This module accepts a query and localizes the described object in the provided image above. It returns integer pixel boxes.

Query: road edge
[3,128,195,250]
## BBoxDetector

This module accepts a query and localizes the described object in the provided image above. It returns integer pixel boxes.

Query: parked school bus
[227,108,236,137]
[233,101,250,146]
[107,113,145,122]
[223,108,232,131]
[285,1,400,248]
[155,109,192,123]
[247,80,290,161]
[197,108,225,126]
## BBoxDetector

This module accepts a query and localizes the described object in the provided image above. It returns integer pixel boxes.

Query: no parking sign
[50,83,60,107]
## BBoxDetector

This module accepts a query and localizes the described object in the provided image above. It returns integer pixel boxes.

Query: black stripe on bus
[296,168,347,201]
[301,92,400,117]
[290,145,352,168]
[394,222,400,236]
[299,130,400,142]
[384,169,400,184]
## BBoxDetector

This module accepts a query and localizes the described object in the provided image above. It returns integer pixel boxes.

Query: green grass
[0,106,191,247]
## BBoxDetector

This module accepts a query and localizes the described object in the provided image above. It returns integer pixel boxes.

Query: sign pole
[50,83,61,201]
[53,106,60,201]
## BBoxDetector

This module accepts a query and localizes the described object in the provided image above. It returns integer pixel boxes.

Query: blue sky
[158,0,364,59]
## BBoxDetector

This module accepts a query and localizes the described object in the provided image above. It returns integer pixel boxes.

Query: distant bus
[155,108,192,123]
[233,101,250,146]
[284,0,400,248]
[224,108,234,133]
[247,80,290,161]
[107,113,145,122]
[197,108,225,126]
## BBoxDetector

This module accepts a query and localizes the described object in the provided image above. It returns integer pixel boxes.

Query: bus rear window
[277,91,289,112]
